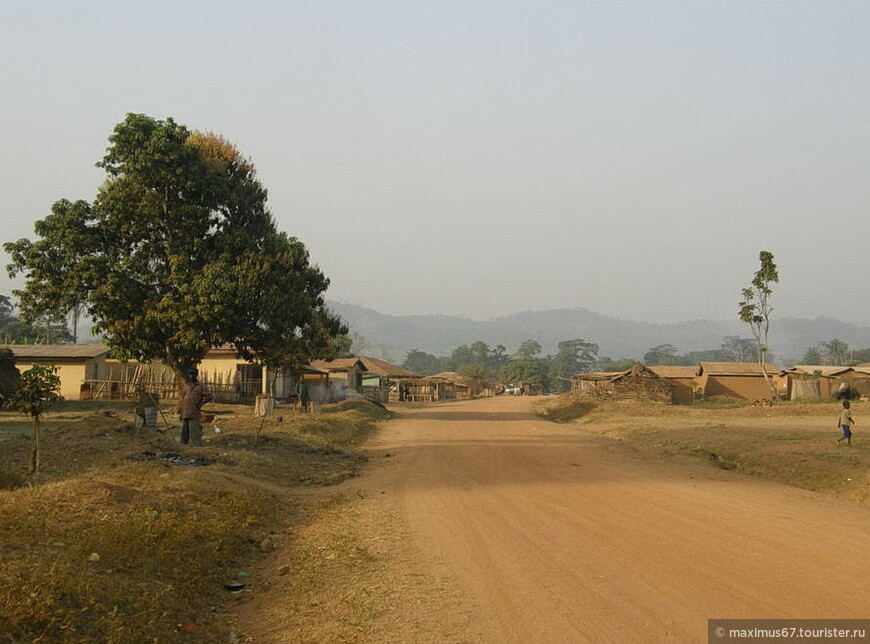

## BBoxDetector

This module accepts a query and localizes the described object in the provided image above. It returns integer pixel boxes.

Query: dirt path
[240,396,870,643]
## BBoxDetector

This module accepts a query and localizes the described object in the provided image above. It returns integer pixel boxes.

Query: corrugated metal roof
[5,343,110,359]
[358,357,420,379]
[310,358,366,373]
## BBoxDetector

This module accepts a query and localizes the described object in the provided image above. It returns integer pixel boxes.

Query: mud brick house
[697,362,781,401]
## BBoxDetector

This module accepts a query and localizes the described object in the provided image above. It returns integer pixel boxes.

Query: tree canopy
[5,113,344,377]
[643,344,678,366]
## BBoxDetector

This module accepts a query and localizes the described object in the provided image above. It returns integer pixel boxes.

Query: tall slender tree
[738,250,779,398]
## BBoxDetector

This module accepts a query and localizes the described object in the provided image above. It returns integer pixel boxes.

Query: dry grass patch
[0,398,390,643]
[538,396,870,502]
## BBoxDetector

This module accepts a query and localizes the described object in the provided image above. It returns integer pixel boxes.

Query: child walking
[836,400,855,446]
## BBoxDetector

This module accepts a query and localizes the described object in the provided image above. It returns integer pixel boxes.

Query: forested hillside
[327,301,870,365]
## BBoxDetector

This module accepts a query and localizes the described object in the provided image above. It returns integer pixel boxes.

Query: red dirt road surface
[372,396,870,643]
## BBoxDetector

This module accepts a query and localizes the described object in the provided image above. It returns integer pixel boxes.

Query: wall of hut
[667,378,698,404]
[16,356,106,400]
[788,377,826,400]
[701,375,775,401]
[835,371,870,398]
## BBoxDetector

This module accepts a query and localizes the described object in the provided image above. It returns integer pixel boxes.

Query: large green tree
[643,344,678,366]
[821,338,850,366]
[457,363,495,396]
[402,349,441,376]
[500,359,549,390]
[549,338,599,391]
[5,114,343,379]
[719,335,756,363]
[800,346,824,365]
[513,339,542,361]
[446,341,508,372]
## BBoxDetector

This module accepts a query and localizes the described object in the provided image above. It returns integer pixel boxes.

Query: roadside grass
[0,398,389,643]
[535,396,870,501]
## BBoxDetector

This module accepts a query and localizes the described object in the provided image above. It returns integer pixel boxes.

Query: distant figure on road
[179,368,213,447]
[836,400,854,447]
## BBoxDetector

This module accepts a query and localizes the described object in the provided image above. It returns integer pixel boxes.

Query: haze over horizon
[3,2,868,325]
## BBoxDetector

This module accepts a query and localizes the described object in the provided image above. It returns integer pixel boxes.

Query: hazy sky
[2,1,868,324]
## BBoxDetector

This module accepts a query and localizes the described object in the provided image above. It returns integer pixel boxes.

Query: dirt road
[242,396,870,643]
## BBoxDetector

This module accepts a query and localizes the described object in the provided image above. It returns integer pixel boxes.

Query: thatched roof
[575,371,625,382]
[647,365,699,379]
[310,358,366,373]
[699,362,778,375]
[576,363,663,382]
[427,371,470,386]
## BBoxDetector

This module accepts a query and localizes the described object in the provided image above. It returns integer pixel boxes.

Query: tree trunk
[760,364,778,400]
[29,416,41,474]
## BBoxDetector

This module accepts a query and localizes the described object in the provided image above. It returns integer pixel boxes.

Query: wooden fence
[81,362,260,403]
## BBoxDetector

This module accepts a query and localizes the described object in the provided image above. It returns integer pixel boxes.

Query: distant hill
[327,301,870,365]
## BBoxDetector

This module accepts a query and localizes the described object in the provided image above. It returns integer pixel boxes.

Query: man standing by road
[179,368,213,447]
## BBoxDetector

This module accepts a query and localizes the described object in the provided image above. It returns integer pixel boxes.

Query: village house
[572,363,673,403]
[697,362,782,401]
[8,343,330,403]
[309,358,367,399]
[6,344,110,400]
[647,365,701,404]
[93,345,277,403]
[783,365,870,400]
[421,372,471,402]
[356,357,421,403]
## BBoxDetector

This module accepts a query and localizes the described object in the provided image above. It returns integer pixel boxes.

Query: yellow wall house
[7,342,319,403]
[6,344,110,400]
